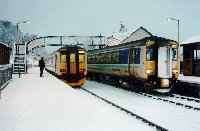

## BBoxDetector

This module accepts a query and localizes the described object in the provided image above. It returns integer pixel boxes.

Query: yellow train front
[145,39,179,92]
[45,45,87,87]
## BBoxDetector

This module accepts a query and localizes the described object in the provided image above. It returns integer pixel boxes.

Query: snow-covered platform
[178,74,200,84]
[177,74,200,97]
[0,67,153,131]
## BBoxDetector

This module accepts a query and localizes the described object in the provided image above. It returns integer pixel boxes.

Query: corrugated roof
[121,26,153,44]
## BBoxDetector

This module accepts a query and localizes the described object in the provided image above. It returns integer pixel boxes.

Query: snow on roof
[121,26,152,44]
[112,31,132,41]
[181,35,200,45]
[105,35,121,46]
[0,42,9,47]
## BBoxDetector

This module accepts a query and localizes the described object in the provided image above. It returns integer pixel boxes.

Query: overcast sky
[1,0,200,41]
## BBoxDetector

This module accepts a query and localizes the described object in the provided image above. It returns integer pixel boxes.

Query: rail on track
[81,88,168,131]
[137,92,200,111]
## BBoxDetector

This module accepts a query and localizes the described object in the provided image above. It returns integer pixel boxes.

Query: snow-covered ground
[0,67,154,131]
[83,81,200,131]
[179,74,200,84]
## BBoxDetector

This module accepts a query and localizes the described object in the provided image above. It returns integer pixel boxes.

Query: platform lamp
[16,20,30,78]
[167,17,180,45]
[167,17,180,73]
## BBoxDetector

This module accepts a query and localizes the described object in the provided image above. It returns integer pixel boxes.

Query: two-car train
[45,45,87,87]
[87,27,179,93]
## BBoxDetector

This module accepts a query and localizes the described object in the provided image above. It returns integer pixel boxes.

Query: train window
[95,53,100,64]
[97,53,102,64]
[134,48,140,64]
[102,53,107,64]
[79,54,85,69]
[194,50,200,60]
[70,53,76,63]
[79,54,85,63]
[146,48,154,61]
[94,55,97,64]
[172,48,177,60]
[61,55,66,63]
[88,55,92,64]
[111,51,119,64]
[119,49,129,64]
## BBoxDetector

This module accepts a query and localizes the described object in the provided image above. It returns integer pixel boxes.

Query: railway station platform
[174,74,200,98]
[0,67,153,131]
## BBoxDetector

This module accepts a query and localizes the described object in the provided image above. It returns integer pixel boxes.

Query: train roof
[45,44,85,58]
[88,27,177,53]
[58,44,85,51]
[44,45,86,59]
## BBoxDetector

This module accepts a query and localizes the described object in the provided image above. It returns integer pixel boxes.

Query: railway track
[92,80,200,112]
[136,92,200,111]
[81,88,168,131]
[170,94,200,103]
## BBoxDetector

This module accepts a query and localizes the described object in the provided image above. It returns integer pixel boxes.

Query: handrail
[0,64,12,70]
[0,64,12,98]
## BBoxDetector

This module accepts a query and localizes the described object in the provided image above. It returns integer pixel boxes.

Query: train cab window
[79,54,85,63]
[172,48,177,60]
[134,48,140,64]
[146,48,154,61]
[70,53,76,63]
[79,54,85,70]
[61,55,66,63]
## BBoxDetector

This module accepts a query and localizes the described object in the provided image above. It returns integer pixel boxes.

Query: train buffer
[0,67,155,131]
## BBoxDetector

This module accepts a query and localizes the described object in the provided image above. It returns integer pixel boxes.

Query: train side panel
[129,46,147,80]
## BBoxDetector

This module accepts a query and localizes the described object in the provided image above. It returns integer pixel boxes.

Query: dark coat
[39,59,45,68]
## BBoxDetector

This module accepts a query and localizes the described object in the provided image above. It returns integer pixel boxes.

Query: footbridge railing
[0,64,12,98]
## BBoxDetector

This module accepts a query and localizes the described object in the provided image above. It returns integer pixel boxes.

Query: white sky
[1,0,200,41]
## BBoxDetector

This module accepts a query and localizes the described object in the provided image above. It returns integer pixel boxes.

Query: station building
[181,36,200,76]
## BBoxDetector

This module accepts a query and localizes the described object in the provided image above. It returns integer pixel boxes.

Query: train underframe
[87,71,177,94]
[45,68,85,87]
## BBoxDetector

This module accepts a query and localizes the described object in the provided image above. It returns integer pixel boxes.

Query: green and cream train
[87,27,179,92]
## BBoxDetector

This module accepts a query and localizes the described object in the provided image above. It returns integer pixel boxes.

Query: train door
[158,46,172,78]
[66,49,77,76]
[60,51,67,74]
[55,54,57,72]
[78,50,86,74]
[129,48,134,76]
[69,53,77,74]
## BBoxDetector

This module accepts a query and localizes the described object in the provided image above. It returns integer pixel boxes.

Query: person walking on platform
[39,57,45,77]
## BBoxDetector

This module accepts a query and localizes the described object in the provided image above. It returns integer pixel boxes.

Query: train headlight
[146,69,153,74]
[172,69,178,74]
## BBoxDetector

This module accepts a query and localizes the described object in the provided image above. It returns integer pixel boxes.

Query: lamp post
[16,20,30,78]
[167,17,180,45]
[167,17,181,74]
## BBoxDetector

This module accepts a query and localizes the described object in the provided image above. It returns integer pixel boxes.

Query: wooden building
[0,42,12,65]
[181,36,200,76]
